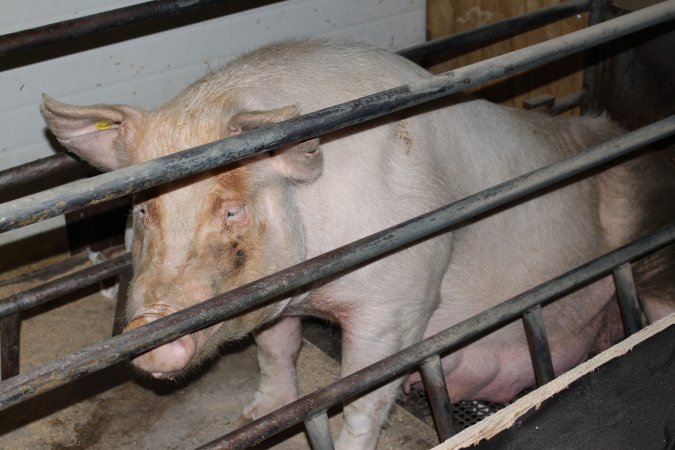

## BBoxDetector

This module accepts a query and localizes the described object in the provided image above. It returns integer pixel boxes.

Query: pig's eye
[134,205,147,223]
[225,205,246,224]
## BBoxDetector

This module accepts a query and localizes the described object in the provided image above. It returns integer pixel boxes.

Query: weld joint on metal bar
[612,262,643,336]
[522,305,555,386]
[419,354,456,440]
[304,412,334,450]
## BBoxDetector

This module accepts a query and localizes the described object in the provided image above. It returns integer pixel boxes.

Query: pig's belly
[411,276,617,403]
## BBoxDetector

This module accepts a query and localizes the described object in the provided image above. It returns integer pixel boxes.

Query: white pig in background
[40,40,674,449]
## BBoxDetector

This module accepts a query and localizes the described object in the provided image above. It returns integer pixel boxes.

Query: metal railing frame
[1,116,674,445]
[1,1,674,448]
[0,0,591,199]
[0,0,596,381]
[9,0,674,232]
[202,225,675,449]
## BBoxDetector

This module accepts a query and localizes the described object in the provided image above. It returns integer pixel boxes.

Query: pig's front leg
[236,316,302,426]
[335,321,422,450]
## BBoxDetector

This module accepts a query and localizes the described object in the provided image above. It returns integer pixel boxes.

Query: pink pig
[40,40,674,449]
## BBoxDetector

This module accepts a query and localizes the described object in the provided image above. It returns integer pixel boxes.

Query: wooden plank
[427,0,586,110]
[435,313,675,449]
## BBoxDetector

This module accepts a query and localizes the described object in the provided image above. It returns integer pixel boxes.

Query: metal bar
[112,269,132,336]
[612,262,643,336]
[199,225,675,449]
[582,0,606,112]
[0,253,90,288]
[0,0,244,57]
[0,314,20,380]
[0,2,587,195]
[399,0,590,63]
[524,94,556,110]
[0,154,86,194]
[2,2,674,233]
[0,117,673,410]
[0,2,588,196]
[304,412,334,450]
[549,90,587,115]
[0,254,132,319]
[419,355,456,441]
[522,305,556,386]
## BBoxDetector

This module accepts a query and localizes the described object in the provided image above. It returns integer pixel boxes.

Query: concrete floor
[0,254,437,449]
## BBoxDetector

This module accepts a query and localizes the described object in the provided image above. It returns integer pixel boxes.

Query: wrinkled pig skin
[40,40,674,449]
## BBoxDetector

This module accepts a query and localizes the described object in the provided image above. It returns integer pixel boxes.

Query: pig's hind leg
[236,316,302,426]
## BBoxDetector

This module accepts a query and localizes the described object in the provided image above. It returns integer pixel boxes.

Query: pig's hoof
[236,391,297,427]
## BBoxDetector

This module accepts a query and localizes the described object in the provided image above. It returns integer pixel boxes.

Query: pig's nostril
[123,308,197,375]
[131,334,197,374]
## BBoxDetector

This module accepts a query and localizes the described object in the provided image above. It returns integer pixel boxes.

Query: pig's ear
[229,105,322,182]
[40,94,140,171]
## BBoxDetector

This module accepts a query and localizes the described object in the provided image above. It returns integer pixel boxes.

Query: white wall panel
[0,0,425,247]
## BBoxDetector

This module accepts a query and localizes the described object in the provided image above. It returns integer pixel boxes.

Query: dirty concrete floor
[0,257,437,449]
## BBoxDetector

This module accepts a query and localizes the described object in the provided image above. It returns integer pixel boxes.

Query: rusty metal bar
[304,412,334,450]
[0,116,673,411]
[0,314,20,380]
[419,354,456,440]
[0,254,131,319]
[399,0,590,63]
[3,2,674,233]
[522,305,556,386]
[0,0,246,57]
[199,224,675,449]
[612,262,643,336]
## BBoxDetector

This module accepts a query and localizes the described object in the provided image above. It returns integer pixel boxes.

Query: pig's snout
[124,306,196,378]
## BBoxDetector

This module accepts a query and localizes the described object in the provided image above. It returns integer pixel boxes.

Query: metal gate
[1,1,674,448]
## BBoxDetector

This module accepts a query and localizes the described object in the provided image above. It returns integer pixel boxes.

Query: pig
[40,40,674,449]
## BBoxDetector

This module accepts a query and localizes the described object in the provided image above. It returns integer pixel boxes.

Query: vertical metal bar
[112,269,132,336]
[304,411,334,450]
[419,354,456,441]
[0,314,20,380]
[612,262,643,336]
[522,305,555,386]
[582,0,605,112]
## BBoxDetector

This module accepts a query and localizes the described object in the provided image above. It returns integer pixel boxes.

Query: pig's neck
[258,181,307,275]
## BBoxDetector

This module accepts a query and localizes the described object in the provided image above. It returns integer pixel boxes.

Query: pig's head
[40,94,322,378]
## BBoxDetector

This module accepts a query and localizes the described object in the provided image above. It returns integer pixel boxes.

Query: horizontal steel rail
[203,224,675,449]
[399,0,589,62]
[0,0,588,196]
[0,253,131,319]
[2,1,674,233]
[1,114,673,410]
[0,153,84,193]
[0,0,246,57]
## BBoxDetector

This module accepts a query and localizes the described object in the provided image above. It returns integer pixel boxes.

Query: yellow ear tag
[95,119,113,131]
